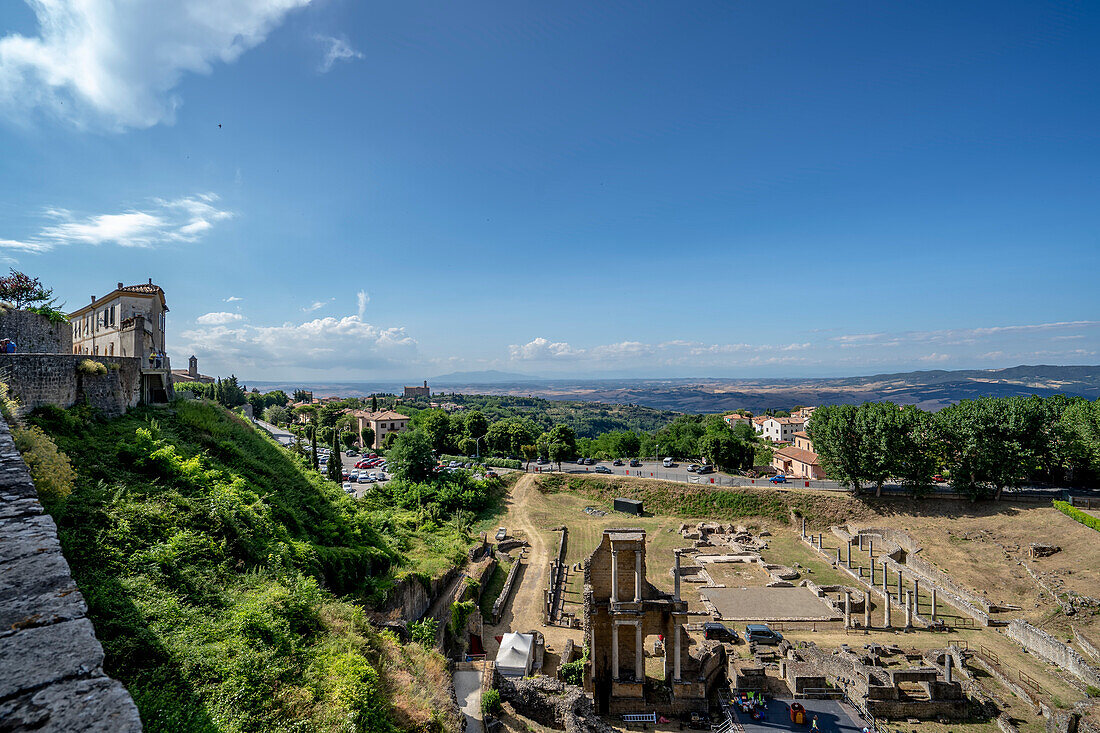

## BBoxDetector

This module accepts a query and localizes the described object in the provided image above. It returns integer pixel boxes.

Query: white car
[341,482,354,493]
[358,474,371,483]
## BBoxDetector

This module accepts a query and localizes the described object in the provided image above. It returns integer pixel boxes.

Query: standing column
[802,517,806,538]
[864,594,871,630]
[869,538,874,559]
[674,551,681,602]
[844,590,852,629]
[883,590,892,628]
[836,547,841,564]
[882,560,889,595]
[612,622,620,679]
[859,534,865,552]
[611,549,619,603]
[818,533,823,547]
[931,587,938,623]
[905,591,913,628]
[870,559,876,586]
[673,623,682,681]
[945,653,953,684]
[913,579,920,617]
[635,622,644,681]
[897,571,903,604]
[634,549,642,602]
[846,541,852,568]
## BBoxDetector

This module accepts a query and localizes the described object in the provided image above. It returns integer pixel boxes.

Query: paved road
[254,418,293,444]
[732,698,866,733]
[453,670,483,733]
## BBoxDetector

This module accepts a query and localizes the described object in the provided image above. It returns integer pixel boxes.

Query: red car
[932,474,945,483]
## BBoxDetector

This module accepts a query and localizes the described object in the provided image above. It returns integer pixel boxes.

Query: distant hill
[431,369,542,383]
[427,365,1100,413]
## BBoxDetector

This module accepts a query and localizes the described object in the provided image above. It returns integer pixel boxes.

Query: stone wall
[1006,620,1100,688]
[0,413,141,731]
[0,310,72,354]
[0,354,143,417]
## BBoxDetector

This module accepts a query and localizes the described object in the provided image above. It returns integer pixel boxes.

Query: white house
[760,416,806,443]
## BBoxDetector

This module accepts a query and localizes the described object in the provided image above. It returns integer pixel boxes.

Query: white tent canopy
[496,632,534,677]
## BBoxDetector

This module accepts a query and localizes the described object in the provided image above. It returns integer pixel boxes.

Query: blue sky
[1,0,1097,380]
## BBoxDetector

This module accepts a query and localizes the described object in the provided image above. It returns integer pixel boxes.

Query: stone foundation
[0,354,149,417]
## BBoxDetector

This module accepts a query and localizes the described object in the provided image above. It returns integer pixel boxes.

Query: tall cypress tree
[371,395,378,412]
[310,423,319,471]
[327,429,342,482]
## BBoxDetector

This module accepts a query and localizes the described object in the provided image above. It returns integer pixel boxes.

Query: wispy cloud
[302,298,335,313]
[316,34,364,73]
[0,0,311,130]
[357,290,370,318]
[224,296,243,303]
[0,193,232,255]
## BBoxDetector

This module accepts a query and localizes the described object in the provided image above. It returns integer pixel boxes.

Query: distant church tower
[188,355,198,378]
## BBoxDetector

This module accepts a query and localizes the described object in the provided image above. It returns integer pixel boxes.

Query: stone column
[634,548,642,602]
[905,590,913,628]
[674,623,682,681]
[931,587,937,623]
[612,622,620,679]
[674,551,681,602]
[836,547,841,564]
[913,579,920,617]
[635,622,644,680]
[897,571,903,604]
[870,559,875,586]
[945,653,953,684]
[882,559,888,595]
[611,548,619,604]
[844,590,851,629]
[883,590,892,627]
[869,538,874,559]
[859,534,864,552]
[818,533,823,547]
[864,595,871,630]
[802,516,806,538]
[846,541,852,568]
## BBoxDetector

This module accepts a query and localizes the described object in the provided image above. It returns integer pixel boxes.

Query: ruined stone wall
[492,556,524,624]
[1007,620,1100,688]
[0,354,142,417]
[0,413,142,731]
[0,310,72,354]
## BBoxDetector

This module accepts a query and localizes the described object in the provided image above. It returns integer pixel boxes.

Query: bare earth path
[483,474,581,667]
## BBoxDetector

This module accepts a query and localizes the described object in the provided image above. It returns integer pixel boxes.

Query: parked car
[537,457,549,465]
[687,464,699,472]
[593,466,612,474]
[932,474,945,483]
[697,464,715,475]
[345,449,358,457]
[612,459,623,466]
[662,457,675,468]
[486,470,498,478]
[463,462,473,469]
[745,624,783,645]
[703,622,739,642]
[583,458,595,465]
[495,527,507,541]
[770,474,787,483]
[576,458,586,465]
[629,459,642,467]
[357,474,371,483]
[341,482,354,492]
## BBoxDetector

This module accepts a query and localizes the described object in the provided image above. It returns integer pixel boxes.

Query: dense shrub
[1053,500,1100,533]
[76,359,107,376]
[11,423,75,498]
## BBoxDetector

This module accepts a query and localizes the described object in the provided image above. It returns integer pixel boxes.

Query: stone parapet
[0,354,145,417]
[0,310,72,354]
[0,413,141,731]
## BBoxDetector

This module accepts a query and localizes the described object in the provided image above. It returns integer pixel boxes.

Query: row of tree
[808,396,1100,499]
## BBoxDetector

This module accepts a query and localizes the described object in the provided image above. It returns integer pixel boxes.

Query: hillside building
[761,415,806,442]
[350,409,411,449]
[722,413,751,428]
[69,280,168,360]
[171,355,214,384]
[403,380,430,399]
[772,431,824,479]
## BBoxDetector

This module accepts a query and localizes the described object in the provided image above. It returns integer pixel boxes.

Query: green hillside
[30,400,483,732]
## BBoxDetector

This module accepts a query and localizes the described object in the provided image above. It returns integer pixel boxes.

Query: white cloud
[224,296,243,302]
[0,193,231,254]
[196,311,244,325]
[0,0,311,129]
[357,290,369,317]
[508,337,815,369]
[316,34,363,73]
[302,299,332,313]
[509,338,582,361]
[179,314,417,372]
[918,353,951,363]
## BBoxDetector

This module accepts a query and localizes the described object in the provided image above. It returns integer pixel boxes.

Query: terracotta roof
[351,410,410,422]
[118,283,164,295]
[752,416,768,425]
[793,431,810,439]
[69,281,168,317]
[765,416,806,425]
[773,446,819,465]
[724,413,750,421]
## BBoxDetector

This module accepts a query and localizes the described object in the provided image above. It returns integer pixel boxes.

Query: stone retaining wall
[0,413,141,731]
[0,310,72,354]
[0,354,144,417]
[492,556,524,624]
[1006,620,1100,688]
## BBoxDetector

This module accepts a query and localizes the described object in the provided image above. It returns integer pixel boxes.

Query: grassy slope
[32,401,464,733]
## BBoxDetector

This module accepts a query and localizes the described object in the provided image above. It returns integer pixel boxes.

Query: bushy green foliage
[481,688,501,715]
[12,423,76,498]
[408,617,438,646]
[439,454,522,470]
[1053,500,1100,533]
[558,645,588,686]
[27,400,497,732]
[449,599,475,635]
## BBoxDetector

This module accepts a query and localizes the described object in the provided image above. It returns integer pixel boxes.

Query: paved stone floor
[732,699,866,733]
[701,587,839,621]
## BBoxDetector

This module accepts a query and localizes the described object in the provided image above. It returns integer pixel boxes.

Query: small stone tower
[188,355,198,378]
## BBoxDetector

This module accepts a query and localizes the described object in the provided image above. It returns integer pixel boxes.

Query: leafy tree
[1059,399,1100,484]
[388,430,436,482]
[697,432,753,473]
[341,432,357,450]
[292,389,312,403]
[310,423,319,471]
[0,269,56,309]
[521,444,538,470]
[542,424,578,470]
[263,405,288,425]
[213,376,247,408]
[654,415,706,459]
[462,410,489,444]
[360,425,375,451]
[807,404,866,493]
[408,618,438,646]
[413,409,454,453]
[730,421,757,444]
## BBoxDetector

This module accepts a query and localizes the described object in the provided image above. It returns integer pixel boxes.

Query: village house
[771,431,825,479]
[722,413,751,428]
[69,280,168,360]
[761,415,806,442]
[350,409,411,449]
